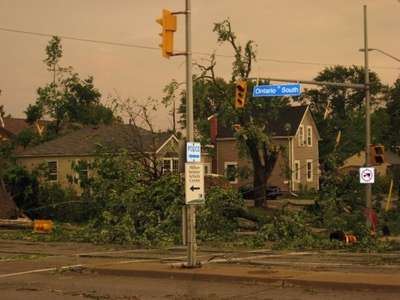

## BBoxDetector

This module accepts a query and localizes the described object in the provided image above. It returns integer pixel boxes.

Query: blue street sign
[186,142,201,162]
[252,84,301,97]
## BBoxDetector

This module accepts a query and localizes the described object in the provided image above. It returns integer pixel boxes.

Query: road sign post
[185,163,205,205]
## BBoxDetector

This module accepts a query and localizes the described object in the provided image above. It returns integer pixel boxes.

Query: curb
[86,265,400,292]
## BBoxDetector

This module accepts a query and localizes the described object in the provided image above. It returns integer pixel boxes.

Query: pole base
[181,262,202,269]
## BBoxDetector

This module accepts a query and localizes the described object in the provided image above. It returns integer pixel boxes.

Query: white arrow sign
[185,163,205,204]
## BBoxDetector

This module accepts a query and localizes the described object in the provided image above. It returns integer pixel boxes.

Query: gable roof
[217,105,309,139]
[16,124,176,158]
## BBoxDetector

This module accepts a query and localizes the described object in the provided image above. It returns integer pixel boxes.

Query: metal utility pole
[185,0,197,268]
[363,5,372,211]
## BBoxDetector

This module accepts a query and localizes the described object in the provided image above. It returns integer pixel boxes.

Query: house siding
[216,138,291,191]
[17,155,92,191]
[16,135,180,191]
[291,110,319,191]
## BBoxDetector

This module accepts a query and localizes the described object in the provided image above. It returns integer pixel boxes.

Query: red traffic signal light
[234,80,247,109]
[156,9,177,58]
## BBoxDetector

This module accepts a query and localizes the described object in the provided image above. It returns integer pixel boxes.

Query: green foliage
[197,187,244,241]
[73,150,184,245]
[386,78,400,150]
[3,164,41,214]
[15,128,40,148]
[297,65,384,171]
[24,36,115,144]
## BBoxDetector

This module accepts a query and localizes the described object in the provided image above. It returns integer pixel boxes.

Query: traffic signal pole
[156,1,197,267]
[184,0,197,268]
[248,6,373,222]
[363,5,372,213]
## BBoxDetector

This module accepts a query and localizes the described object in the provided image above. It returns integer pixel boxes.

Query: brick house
[16,124,179,191]
[210,105,320,193]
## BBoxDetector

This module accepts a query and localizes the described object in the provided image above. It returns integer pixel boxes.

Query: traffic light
[370,144,385,164]
[234,80,247,109]
[156,9,177,58]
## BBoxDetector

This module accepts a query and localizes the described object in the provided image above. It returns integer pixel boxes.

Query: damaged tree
[180,19,288,207]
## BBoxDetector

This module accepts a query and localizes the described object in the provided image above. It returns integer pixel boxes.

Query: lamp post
[359,48,400,63]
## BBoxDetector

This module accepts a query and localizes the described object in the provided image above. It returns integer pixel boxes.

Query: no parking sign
[359,167,375,184]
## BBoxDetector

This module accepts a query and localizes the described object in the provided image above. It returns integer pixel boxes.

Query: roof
[0,117,48,137]
[16,124,176,158]
[341,150,400,168]
[217,105,309,139]
[2,118,30,136]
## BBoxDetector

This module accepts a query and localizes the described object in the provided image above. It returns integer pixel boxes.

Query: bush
[197,187,244,241]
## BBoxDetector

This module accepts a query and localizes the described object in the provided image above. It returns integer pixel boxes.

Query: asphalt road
[1,239,400,299]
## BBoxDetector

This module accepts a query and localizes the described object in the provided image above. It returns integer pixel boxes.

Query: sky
[0,0,399,130]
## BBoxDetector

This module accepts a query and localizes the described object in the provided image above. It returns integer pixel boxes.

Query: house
[15,124,179,190]
[340,150,400,177]
[0,117,46,142]
[209,105,320,193]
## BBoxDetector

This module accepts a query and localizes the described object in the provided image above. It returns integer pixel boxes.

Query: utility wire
[0,26,398,70]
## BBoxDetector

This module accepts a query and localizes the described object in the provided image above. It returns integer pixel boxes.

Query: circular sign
[359,167,375,184]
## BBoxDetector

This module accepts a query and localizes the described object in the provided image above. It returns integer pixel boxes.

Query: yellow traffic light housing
[234,80,247,109]
[156,9,177,58]
[370,144,385,165]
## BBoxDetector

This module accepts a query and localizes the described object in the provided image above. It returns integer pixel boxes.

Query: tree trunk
[253,166,266,207]
[246,139,267,207]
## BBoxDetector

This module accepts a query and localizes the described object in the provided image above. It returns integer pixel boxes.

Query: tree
[113,97,173,181]
[179,20,289,207]
[25,36,115,138]
[296,65,384,171]
[162,79,181,134]
[386,78,400,151]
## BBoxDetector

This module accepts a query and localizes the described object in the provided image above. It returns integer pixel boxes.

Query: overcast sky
[0,0,399,129]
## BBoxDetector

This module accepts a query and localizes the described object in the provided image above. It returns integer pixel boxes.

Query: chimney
[208,114,218,144]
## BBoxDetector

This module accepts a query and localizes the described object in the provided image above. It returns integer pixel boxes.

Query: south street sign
[185,163,205,204]
[252,84,301,97]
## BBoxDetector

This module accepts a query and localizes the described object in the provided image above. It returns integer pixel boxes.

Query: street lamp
[359,48,400,63]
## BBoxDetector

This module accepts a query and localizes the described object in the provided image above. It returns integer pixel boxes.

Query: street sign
[252,84,301,97]
[185,163,205,204]
[360,167,375,184]
[186,142,201,162]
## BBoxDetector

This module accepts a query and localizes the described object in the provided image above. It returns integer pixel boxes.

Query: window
[307,126,312,147]
[294,160,300,182]
[76,160,89,181]
[224,162,238,184]
[47,161,58,182]
[162,158,179,174]
[306,160,313,182]
[172,159,179,173]
[204,163,212,175]
[298,125,304,146]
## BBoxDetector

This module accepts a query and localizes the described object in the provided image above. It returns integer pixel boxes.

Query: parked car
[239,185,282,200]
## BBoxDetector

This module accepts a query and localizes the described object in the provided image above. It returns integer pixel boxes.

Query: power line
[0,26,399,71]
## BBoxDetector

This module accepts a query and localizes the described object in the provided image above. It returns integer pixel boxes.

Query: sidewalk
[87,260,400,291]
